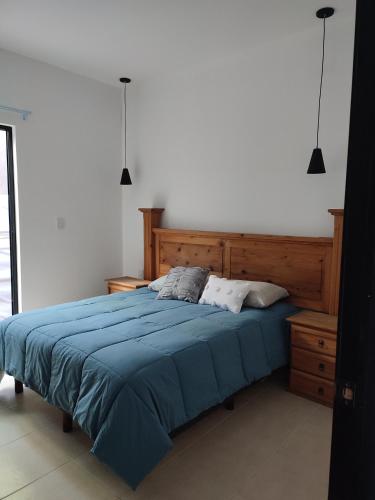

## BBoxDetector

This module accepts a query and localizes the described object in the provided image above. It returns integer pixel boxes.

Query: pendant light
[307,7,334,174]
[120,77,132,185]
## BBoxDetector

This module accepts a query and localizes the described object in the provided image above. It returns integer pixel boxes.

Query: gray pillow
[156,266,209,303]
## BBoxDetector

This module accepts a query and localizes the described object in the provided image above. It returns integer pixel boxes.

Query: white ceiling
[0,0,355,86]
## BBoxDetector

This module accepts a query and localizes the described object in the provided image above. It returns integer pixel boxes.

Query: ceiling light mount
[119,77,131,84]
[316,7,334,19]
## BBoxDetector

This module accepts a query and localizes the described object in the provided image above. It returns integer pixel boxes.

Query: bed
[0,208,343,488]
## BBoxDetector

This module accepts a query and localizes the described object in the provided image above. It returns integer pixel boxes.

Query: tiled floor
[0,371,332,500]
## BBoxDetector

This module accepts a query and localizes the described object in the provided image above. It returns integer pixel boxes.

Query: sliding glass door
[0,125,18,319]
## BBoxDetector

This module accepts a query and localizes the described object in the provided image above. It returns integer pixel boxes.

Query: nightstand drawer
[290,369,335,406]
[291,326,336,356]
[291,347,336,381]
[108,285,133,294]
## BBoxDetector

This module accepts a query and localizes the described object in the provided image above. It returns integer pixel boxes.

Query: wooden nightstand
[287,310,338,407]
[106,276,151,294]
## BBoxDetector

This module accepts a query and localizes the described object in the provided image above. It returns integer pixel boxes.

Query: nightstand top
[105,276,151,289]
[286,310,338,333]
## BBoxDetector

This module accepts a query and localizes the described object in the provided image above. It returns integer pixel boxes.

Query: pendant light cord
[316,17,326,148]
[123,83,127,170]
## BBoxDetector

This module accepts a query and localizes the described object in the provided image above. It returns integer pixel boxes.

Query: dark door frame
[0,124,18,315]
[329,0,375,498]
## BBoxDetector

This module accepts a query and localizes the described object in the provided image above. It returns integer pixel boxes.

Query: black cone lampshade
[307,148,326,174]
[120,167,132,185]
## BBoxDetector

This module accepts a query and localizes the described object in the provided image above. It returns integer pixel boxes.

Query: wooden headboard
[138,208,343,314]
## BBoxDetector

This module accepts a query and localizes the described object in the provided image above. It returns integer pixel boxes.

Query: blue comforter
[0,288,297,488]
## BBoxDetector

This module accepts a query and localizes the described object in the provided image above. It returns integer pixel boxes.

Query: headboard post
[138,208,164,280]
[328,209,344,315]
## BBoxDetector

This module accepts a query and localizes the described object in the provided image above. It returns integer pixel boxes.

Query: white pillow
[243,281,289,308]
[199,276,252,314]
[148,275,167,292]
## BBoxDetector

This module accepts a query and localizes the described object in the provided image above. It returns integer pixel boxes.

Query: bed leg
[62,412,73,433]
[223,396,234,411]
[14,379,23,394]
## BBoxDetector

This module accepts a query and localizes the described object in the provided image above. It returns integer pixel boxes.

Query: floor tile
[0,408,33,447]
[0,432,69,498]
[5,461,119,500]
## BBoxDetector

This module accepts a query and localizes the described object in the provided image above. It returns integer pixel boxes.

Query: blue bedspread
[0,288,297,488]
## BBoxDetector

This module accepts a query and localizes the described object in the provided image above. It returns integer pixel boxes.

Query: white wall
[0,11,356,306]
[123,15,355,278]
[0,49,122,310]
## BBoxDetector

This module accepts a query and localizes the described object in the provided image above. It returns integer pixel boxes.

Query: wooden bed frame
[14,207,344,432]
[139,208,344,315]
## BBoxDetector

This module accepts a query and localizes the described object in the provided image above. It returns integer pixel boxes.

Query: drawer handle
[319,363,325,372]
[318,339,325,348]
[318,387,325,395]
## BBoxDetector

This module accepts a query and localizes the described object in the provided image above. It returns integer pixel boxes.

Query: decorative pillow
[199,276,252,314]
[243,281,289,308]
[156,266,209,303]
[148,275,167,292]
